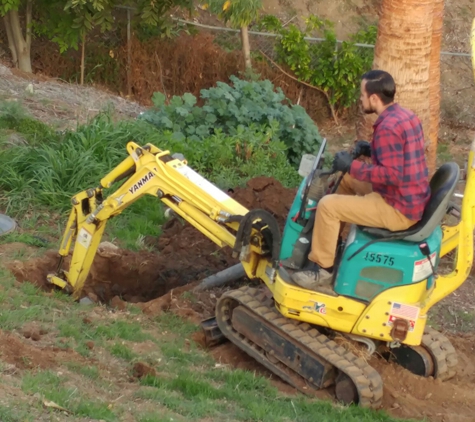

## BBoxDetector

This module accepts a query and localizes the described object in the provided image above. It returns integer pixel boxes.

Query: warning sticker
[303,301,326,315]
[176,165,230,203]
[77,228,93,249]
[386,302,420,332]
[412,252,437,282]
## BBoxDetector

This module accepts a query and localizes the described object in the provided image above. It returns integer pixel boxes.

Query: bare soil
[5,176,475,422]
[0,64,144,130]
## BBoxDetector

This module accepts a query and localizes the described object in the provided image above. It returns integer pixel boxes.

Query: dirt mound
[230,176,298,228]
[0,330,87,371]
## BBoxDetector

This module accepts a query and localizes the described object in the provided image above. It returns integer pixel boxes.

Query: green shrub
[139,75,323,166]
[257,15,377,118]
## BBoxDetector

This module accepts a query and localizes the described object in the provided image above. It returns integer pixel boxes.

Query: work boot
[291,262,333,291]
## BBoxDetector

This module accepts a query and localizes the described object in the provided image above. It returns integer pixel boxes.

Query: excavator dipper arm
[48,141,278,299]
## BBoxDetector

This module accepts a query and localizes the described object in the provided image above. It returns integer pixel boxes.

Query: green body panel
[279,176,314,261]
[333,225,442,301]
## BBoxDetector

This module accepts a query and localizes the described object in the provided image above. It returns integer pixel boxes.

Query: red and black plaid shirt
[350,103,430,221]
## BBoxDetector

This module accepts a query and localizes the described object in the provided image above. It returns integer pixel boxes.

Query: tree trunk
[241,25,252,69]
[126,8,132,97]
[356,0,434,153]
[4,3,33,73]
[80,33,86,85]
[3,15,18,67]
[427,0,444,176]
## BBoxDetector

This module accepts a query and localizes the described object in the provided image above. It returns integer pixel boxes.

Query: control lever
[419,242,437,281]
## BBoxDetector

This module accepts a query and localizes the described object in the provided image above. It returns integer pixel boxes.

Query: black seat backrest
[403,161,460,242]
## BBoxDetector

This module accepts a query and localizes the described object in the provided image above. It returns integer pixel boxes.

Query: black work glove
[332,151,353,173]
[353,140,371,158]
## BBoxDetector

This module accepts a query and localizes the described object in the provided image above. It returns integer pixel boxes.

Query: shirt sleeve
[349,126,404,185]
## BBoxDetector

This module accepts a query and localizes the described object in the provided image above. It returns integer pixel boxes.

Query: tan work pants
[308,174,418,269]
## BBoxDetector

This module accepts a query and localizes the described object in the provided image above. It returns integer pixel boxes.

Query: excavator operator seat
[359,162,460,242]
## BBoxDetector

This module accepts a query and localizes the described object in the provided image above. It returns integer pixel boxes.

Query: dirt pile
[0,329,88,371]
[230,176,298,228]
[8,176,296,303]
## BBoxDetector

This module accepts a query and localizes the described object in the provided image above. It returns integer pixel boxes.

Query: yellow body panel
[271,277,366,332]
[352,281,431,345]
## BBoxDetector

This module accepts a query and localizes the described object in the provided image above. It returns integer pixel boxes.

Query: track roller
[387,326,458,381]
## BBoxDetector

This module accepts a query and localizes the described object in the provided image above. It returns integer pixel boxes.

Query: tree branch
[258,49,339,125]
[154,52,167,100]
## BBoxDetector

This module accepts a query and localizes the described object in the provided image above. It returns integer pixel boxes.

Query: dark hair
[361,70,396,105]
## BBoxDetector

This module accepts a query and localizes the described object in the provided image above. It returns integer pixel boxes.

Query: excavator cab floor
[279,266,339,297]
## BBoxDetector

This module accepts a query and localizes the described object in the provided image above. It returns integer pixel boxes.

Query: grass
[0,232,51,248]
[137,367,411,422]
[0,272,76,331]
[56,314,152,351]
[0,100,57,146]
[107,195,165,251]
[436,142,453,163]
[0,263,417,422]
[65,361,100,379]
[109,342,137,361]
[138,411,186,422]
[22,370,116,421]
[0,404,34,422]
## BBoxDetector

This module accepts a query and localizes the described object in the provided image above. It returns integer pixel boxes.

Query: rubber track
[216,286,383,408]
[421,326,458,381]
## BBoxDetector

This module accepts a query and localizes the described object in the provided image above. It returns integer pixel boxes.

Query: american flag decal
[390,302,420,320]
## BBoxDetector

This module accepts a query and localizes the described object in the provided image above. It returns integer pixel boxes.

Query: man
[292,69,431,291]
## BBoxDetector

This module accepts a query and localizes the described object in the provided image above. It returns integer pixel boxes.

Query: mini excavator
[47,21,475,408]
[47,134,474,408]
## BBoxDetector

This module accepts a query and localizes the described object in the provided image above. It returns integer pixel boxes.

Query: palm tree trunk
[356,0,434,153]
[428,0,444,176]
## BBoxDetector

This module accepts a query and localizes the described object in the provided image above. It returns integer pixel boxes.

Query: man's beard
[363,104,375,114]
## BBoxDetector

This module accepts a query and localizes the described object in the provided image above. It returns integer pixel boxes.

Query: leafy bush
[257,15,377,119]
[139,75,323,166]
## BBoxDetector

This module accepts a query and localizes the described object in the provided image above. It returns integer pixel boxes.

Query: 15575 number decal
[364,252,395,266]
